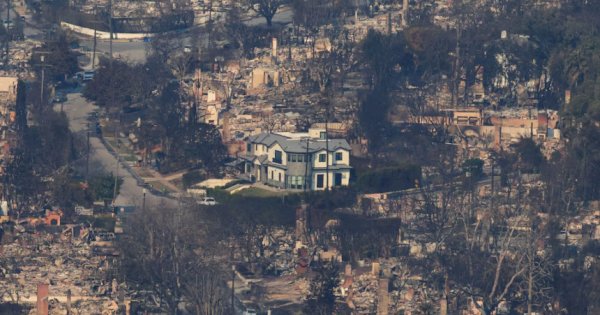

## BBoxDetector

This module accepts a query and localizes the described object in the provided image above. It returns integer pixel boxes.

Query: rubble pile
[350,272,379,314]
[0,229,116,314]
[259,229,296,276]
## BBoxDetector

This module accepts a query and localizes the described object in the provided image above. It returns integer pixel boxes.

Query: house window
[289,176,304,189]
[316,174,324,188]
[320,132,326,139]
[271,171,273,179]
[247,143,252,152]
[273,150,282,164]
[278,173,282,182]
[335,152,343,161]
[334,173,343,186]
[318,153,326,163]
[288,154,305,163]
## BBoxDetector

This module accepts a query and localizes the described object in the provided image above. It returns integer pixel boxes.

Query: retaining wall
[60,21,154,40]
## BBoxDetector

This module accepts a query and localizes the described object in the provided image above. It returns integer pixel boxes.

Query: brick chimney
[272,37,278,60]
[377,278,390,315]
[36,283,49,315]
[401,0,409,27]
[66,289,71,315]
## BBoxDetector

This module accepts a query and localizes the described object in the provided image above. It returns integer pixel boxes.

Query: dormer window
[335,152,343,161]
[273,150,282,164]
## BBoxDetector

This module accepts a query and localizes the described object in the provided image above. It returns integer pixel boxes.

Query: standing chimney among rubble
[272,37,278,60]
[125,299,132,315]
[37,283,49,315]
[401,0,409,27]
[295,202,308,244]
[66,289,72,315]
[377,278,390,315]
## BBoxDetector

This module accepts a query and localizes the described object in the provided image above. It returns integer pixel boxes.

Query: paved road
[78,38,149,64]
[59,93,175,208]
[74,6,294,63]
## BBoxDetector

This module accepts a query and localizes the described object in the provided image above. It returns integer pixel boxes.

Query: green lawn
[147,181,175,193]
[105,137,137,162]
[236,187,291,198]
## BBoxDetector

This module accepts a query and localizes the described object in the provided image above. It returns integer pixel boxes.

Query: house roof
[247,133,351,153]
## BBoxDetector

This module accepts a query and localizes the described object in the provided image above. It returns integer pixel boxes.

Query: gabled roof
[247,133,351,153]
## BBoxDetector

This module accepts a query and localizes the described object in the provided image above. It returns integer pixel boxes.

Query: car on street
[198,197,217,206]
[52,93,67,103]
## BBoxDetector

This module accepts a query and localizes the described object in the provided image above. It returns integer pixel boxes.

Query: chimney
[401,0,409,27]
[66,289,72,315]
[37,283,49,315]
[272,37,278,60]
[377,278,390,315]
[295,203,308,243]
[372,261,381,276]
[125,299,132,315]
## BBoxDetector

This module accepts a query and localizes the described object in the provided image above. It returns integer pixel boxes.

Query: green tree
[89,174,122,202]
[31,30,80,82]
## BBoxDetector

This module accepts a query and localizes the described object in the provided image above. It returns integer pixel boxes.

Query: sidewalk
[101,135,182,195]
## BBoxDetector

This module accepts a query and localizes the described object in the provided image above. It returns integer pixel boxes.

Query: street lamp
[142,188,146,211]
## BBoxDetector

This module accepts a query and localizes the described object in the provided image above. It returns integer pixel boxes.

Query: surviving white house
[241,129,351,190]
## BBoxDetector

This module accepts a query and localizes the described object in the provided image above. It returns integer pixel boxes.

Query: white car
[198,197,217,206]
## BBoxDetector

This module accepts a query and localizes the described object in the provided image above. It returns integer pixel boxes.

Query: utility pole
[325,102,330,191]
[231,264,235,315]
[92,5,98,70]
[86,121,90,183]
[453,21,461,107]
[40,55,45,106]
[112,122,120,204]
[109,0,113,60]
[303,137,310,193]
[4,0,10,64]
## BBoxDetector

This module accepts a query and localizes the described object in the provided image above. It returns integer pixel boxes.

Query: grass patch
[236,187,290,198]
[148,181,174,193]
[171,178,184,190]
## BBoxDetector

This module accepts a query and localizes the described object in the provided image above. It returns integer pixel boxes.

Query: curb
[98,135,175,200]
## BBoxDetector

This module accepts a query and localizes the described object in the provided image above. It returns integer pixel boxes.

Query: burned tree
[247,0,289,27]
[119,202,230,314]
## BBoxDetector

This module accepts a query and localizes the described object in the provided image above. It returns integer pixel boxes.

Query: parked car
[75,71,95,82]
[198,197,217,206]
[52,93,67,103]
